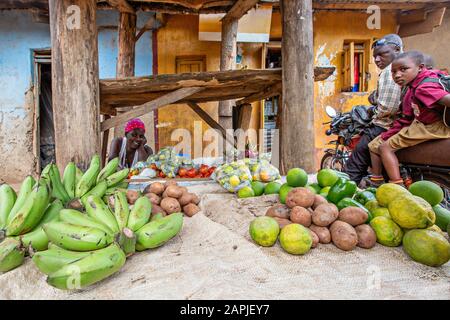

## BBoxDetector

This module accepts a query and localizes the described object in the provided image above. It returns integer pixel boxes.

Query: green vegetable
[354,190,376,205]
[327,178,357,204]
[337,197,373,223]
[365,187,377,195]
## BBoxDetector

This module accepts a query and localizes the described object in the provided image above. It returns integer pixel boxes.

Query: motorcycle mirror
[325,106,337,118]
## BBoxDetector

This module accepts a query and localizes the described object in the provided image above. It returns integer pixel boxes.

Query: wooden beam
[49,0,101,171]
[101,87,204,132]
[135,15,162,42]
[186,101,235,146]
[0,0,48,10]
[237,103,253,132]
[399,7,446,37]
[101,115,111,166]
[223,0,259,20]
[105,0,135,14]
[398,10,427,25]
[236,82,282,106]
[280,0,315,173]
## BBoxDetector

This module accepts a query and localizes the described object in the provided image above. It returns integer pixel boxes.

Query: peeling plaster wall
[0,10,154,184]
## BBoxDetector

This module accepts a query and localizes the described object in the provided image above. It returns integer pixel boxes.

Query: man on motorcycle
[343,34,403,186]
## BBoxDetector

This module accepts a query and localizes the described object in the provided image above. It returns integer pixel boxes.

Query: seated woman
[108,118,153,169]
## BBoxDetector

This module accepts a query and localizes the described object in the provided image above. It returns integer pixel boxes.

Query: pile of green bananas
[0,154,184,290]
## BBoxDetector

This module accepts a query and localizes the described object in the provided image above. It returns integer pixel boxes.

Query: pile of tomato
[146,163,216,179]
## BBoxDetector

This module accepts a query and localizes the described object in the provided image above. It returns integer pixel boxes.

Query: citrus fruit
[264,182,282,195]
[307,183,321,194]
[279,183,294,204]
[238,186,255,198]
[229,175,240,187]
[409,180,444,206]
[249,216,280,247]
[317,169,339,188]
[251,181,265,196]
[286,168,308,187]
[279,224,312,255]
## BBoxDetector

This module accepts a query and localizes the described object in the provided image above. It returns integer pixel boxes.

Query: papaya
[432,205,450,232]
[376,183,410,207]
[371,207,391,219]
[427,225,445,236]
[249,216,280,247]
[403,229,450,267]
[369,216,403,247]
[388,195,435,229]
[364,199,380,214]
[409,181,444,206]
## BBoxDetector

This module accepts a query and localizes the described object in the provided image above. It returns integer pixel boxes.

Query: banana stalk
[85,196,120,234]
[105,168,129,188]
[0,238,25,272]
[117,227,136,257]
[49,164,71,204]
[43,221,113,252]
[62,162,76,199]
[47,243,126,290]
[59,209,113,234]
[135,212,183,250]
[7,176,36,225]
[0,184,17,229]
[127,196,152,232]
[75,155,101,198]
[96,157,119,184]
[32,244,91,275]
[113,191,130,230]
[80,180,108,207]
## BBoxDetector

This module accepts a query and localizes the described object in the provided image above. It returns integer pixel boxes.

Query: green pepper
[365,187,377,195]
[327,178,357,204]
[337,197,373,223]
[334,170,350,180]
[354,190,376,205]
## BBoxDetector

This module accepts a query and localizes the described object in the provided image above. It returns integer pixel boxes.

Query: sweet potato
[338,207,368,226]
[144,182,165,195]
[178,192,193,206]
[145,192,161,205]
[183,203,200,217]
[290,206,312,227]
[265,204,290,219]
[311,203,339,227]
[285,188,315,208]
[165,185,184,199]
[330,221,358,251]
[309,224,331,244]
[273,217,292,229]
[126,190,140,205]
[355,224,376,249]
[308,229,319,248]
[312,194,328,210]
[160,197,181,214]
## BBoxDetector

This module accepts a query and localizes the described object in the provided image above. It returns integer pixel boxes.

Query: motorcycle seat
[396,138,450,167]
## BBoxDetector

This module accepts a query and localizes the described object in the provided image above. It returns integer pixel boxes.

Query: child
[367,51,450,187]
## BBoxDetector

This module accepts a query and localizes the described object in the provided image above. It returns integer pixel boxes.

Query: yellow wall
[157,15,262,157]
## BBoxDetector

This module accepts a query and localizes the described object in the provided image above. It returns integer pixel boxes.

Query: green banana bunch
[59,209,113,234]
[135,212,183,251]
[46,243,126,290]
[75,155,100,198]
[96,157,119,184]
[0,184,17,229]
[117,228,136,257]
[80,180,108,207]
[113,191,130,230]
[7,176,36,225]
[62,162,76,199]
[127,196,152,232]
[0,238,25,272]
[49,164,71,204]
[43,221,113,252]
[105,168,129,188]
[40,164,52,187]
[6,182,50,236]
[75,166,84,186]
[85,196,120,235]
[19,199,63,252]
[32,243,91,275]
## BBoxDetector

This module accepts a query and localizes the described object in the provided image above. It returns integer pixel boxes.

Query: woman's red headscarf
[125,118,145,134]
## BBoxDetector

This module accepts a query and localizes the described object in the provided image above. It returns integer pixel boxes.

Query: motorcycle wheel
[320,152,345,171]
[413,172,450,210]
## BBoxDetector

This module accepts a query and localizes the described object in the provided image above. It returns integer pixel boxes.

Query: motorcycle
[321,105,450,209]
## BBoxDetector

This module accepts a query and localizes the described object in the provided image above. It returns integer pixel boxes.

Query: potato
[306,228,319,248]
[164,180,178,188]
[273,217,292,229]
[160,197,181,214]
[338,207,368,226]
[183,203,200,217]
[311,203,339,227]
[309,224,331,244]
[178,192,193,206]
[145,192,161,205]
[330,221,358,251]
[285,188,315,208]
[126,190,140,205]
[312,194,328,210]
[190,193,200,205]
[265,204,290,219]
[151,204,166,215]
[355,224,376,249]
[290,206,312,227]
[179,186,188,194]
[164,185,184,199]
[144,182,165,195]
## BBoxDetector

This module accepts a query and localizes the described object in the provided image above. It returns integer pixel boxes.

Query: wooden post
[114,11,137,139]
[49,0,100,171]
[280,0,315,173]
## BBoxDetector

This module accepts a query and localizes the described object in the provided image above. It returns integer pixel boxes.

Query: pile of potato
[126,181,201,218]
[265,187,376,251]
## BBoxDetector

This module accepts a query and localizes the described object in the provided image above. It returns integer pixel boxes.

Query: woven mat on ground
[0,191,449,300]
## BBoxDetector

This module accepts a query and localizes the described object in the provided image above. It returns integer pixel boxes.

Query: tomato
[150,163,158,170]
[158,171,166,178]
[178,168,187,177]
[199,166,209,175]
[187,168,197,178]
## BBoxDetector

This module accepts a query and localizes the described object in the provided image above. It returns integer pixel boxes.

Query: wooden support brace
[101,87,204,132]
[236,82,282,106]
[223,0,260,20]
[135,16,162,42]
[101,115,111,166]
[105,0,135,14]
[237,103,253,132]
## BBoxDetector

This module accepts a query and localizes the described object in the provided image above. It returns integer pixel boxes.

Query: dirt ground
[0,180,449,300]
